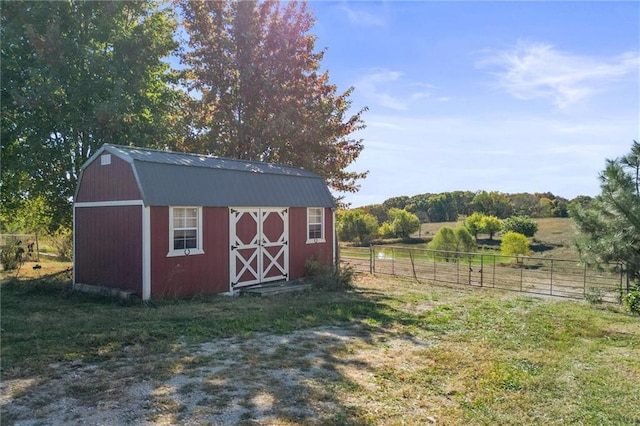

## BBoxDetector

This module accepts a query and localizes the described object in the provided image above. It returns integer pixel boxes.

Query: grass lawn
[2,262,639,425]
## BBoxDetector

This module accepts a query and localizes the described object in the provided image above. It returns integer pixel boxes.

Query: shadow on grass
[0,272,454,424]
[530,242,562,253]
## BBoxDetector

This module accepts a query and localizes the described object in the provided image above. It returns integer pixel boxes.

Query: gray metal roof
[92,144,335,208]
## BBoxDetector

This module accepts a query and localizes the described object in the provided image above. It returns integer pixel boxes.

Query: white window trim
[167,206,204,257]
[306,207,325,244]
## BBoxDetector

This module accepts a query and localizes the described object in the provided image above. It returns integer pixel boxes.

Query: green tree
[378,222,395,239]
[9,195,52,236]
[361,204,388,226]
[500,231,532,262]
[510,193,540,217]
[463,212,502,240]
[454,226,477,254]
[382,196,410,211]
[337,209,379,245]
[570,141,640,289]
[464,212,485,239]
[428,225,476,261]
[178,0,367,196]
[428,226,457,261]
[427,193,457,222]
[1,0,185,230]
[472,191,513,218]
[387,208,420,239]
[480,215,503,240]
[503,215,538,238]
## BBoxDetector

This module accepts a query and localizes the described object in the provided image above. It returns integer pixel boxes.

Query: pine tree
[570,141,640,287]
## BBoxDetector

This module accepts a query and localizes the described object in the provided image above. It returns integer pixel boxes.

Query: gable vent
[101,154,111,166]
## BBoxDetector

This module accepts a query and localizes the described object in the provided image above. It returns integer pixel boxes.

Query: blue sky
[308,1,640,207]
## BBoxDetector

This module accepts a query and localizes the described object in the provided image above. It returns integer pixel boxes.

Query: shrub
[584,287,605,305]
[623,289,640,315]
[51,226,73,260]
[1,243,24,271]
[503,215,539,238]
[500,231,532,262]
[304,257,354,291]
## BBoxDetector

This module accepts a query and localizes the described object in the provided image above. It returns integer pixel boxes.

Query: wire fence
[340,245,625,303]
[0,233,40,262]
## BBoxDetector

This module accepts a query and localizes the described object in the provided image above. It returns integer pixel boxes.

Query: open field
[1,267,639,425]
[416,217,579,259]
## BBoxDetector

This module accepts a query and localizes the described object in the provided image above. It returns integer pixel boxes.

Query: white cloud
[355,69,409,110]
[478,41,639,109]
[338,3,386,27]
[354,69,444,111]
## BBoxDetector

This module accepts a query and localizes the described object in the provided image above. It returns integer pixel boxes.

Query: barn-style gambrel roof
[81,144,335,208]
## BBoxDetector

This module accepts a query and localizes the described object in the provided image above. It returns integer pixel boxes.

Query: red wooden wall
[288,207,334,280]
[75,205,143,294]
[150,207,230,297]
[76,154,140,202]
[148,207,333,297]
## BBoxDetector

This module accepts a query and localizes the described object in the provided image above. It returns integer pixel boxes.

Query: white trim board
[74,200,144,208]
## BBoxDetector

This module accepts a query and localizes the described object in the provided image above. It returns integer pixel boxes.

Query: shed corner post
[332,208,337,272]
[142,205,151,301]
[72,203,77,290]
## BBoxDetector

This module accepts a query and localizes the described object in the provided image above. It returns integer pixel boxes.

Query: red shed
[73,144,336,299]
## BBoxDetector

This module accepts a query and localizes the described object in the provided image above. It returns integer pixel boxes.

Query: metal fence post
[493,254,496,288]
[433,253,437,281]
[550,259,554,296]
[480,254,484,287]
[372,245,376,274]
[392,247,395,276]
[370,244,374,274]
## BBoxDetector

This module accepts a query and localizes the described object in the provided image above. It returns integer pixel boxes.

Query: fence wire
[0,233,40,262]
[340,245,624,303]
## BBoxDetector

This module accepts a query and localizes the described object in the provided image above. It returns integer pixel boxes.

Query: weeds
[623,288,640,315]
[304,257,355,291]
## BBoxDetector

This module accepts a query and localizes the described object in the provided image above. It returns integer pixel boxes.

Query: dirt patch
[0,326,437,425]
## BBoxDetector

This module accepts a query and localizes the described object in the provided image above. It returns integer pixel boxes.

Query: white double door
[230,208,289,288]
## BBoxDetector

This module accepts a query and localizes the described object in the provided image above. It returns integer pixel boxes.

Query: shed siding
[288,207,334,279]
[75,206,143,294]
[76,154,141,202]
[150,207,229,297]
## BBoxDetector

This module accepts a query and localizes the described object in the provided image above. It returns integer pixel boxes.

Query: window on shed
[307,207,325,243]
[168,207,204,257]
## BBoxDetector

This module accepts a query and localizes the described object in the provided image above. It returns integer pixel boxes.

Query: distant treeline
[357,191,592,223]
